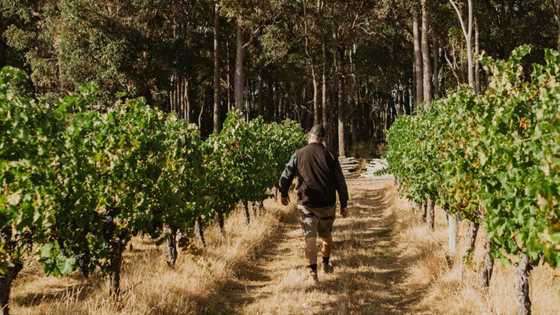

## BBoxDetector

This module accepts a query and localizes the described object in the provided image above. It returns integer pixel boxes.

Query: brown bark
[462,221,479,263]
[480,232,494,287]
[421,0,432,106]
[515,255,533,315]
[195,217,206,247]
[109,240,124,298]
[243,200,251,225]
[0,261,23,315]
[216,209,225,236]
[234,24,246,112]
[413,7,424,106]
[426,198,435,230]
[166,228,178,267]
[213,2,220,133]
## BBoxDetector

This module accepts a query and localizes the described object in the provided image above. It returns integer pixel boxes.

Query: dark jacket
[279,142,349,209]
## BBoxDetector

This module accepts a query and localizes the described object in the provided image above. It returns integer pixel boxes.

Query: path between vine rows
[214,177,428,315]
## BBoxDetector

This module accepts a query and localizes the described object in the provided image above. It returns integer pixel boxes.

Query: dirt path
[214,178,427,315]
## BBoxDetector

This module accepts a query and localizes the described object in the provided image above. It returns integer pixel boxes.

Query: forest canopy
[1,0,559,155]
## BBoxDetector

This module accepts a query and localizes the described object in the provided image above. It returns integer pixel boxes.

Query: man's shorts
[298,205,336,239]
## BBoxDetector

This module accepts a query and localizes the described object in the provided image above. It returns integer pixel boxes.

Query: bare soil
[210,178,429,315]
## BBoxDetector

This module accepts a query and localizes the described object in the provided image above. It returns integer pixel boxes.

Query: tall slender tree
[421,0,433,106]
[213,2,221,132]
[449,0,475,89]
[413,4,424,106]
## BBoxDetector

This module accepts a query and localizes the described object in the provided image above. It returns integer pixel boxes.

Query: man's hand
[340,207,349,218]
[281,195,290,206]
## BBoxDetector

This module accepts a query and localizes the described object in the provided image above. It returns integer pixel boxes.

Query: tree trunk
[349,44,358,149]
[78,250,91,278]
[462,221,479,263]
[195,217,206,247]
[243,200,251,225]
[555,0,560,50]
[257,72,264,117]
[109,240,124,298]
[213,2,221,133]
[322,42,328,130]
[303,1,319,126]
[422,201,428,222]
[198,99,204,129]
[413,7,424,106]
[432,40,440,98]
[185,80,191,123]
[226,40,232,111]
[556,0,560,50]
[446,211,458,257]
[515,254,533,315]
[216,209,226,236]
[166,229,178,267]
[312,67,319,125]
[466,0,474,89]
[427,198,435,230]
[421,0,432,107]
[252,201,258,217]
[474,17,480,92]
[480,232,494,288]
[266,77,274,122]
[234,24,245,112]
[0,261,22,315]
[183,79,188,120]
[336,48,345,157]
[450,0,474,89]
[259,201,265,216]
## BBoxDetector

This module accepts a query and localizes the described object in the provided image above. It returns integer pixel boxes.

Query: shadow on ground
[200,206,301,315]
[212,180,431,315]
[311,184,429,315]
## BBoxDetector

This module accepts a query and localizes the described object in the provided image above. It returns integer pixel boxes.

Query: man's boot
[323,256,334,273]
[308,264,319,282]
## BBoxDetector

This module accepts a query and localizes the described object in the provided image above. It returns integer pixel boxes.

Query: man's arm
[278,152,298,199]
[333,158,349,209]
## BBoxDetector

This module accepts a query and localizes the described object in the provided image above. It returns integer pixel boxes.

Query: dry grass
[11,180,560,315]
[11,198,292,315]
[395,196,560,315]
[224,179,431,315]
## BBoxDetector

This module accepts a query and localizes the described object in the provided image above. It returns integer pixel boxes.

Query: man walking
[279,125,349,282]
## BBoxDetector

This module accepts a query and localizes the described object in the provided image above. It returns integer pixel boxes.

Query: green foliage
[0,67,306,282]
[387,46,560,267]
[0,66,59,273]
[201,111,305,221]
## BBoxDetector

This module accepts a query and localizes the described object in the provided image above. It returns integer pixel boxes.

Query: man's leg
[305,236,318,266]
[299,206,319,281]
[318,213,335,273]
